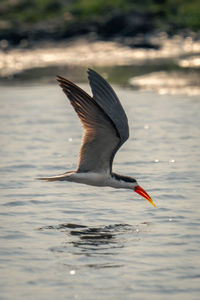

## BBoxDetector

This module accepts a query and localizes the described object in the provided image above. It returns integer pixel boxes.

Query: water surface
[0,80,200,300]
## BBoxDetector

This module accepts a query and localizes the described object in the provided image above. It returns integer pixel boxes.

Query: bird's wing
[57,75,121,173]
[88,69,129,145]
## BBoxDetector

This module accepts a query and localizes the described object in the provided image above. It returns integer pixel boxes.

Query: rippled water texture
[0,82,200,300]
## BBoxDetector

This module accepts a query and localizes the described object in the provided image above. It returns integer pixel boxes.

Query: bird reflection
[70,224,124,248]
[40,223,140,269]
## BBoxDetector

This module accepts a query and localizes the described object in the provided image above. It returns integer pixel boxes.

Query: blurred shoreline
[1,34,200,96]
[1,34,200,77]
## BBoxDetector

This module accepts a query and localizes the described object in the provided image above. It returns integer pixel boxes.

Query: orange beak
[134,185,156,208]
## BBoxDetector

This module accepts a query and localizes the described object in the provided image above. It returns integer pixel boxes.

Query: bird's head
[113,173,156,207]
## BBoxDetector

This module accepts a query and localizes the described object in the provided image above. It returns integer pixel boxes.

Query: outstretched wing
[57,75,120,173]
[88,69,129,145]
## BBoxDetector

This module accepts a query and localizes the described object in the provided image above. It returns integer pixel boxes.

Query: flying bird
[38,69,156,208]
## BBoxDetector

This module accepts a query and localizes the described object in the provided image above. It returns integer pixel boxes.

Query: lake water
[0,79,200,300]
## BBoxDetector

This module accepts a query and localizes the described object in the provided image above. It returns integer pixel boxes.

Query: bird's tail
[36,173,70,182]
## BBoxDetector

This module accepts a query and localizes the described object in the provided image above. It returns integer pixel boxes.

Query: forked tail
[37,172,72,182]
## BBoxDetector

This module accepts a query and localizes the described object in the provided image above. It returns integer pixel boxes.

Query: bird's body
[44,170,137,189]
[38,69,156,207]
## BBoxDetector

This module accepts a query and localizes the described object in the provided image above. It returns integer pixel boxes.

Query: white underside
[65,171,137,189]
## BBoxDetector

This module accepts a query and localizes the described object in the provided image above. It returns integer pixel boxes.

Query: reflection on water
[179,56,200,68]
[1,63,200,96]
[40,223,138,269]
[129,70,200,96]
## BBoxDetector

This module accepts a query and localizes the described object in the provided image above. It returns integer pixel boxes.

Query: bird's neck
[109,172,138,189]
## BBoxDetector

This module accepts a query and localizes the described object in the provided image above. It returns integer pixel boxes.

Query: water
[0,80,200,300]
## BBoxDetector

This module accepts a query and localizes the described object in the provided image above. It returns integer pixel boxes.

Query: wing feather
[88,69,129,145]
[57,75,120,173]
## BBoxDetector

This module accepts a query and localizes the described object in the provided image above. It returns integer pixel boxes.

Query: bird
[38,69,156,208]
